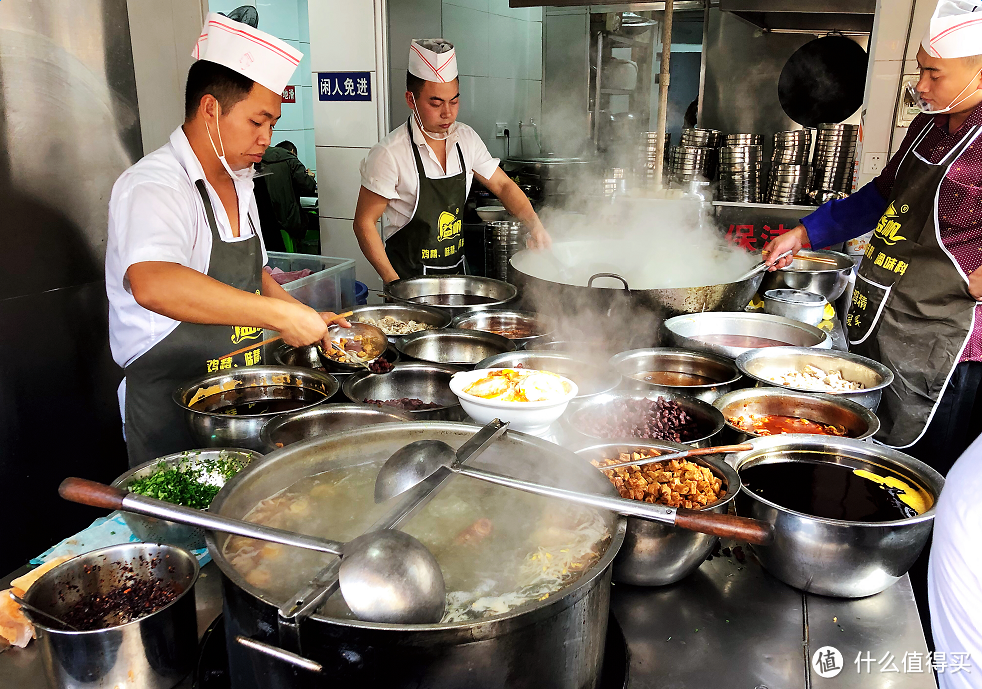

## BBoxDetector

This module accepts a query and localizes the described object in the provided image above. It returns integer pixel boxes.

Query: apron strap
[406,117,466,179]
[194,178,257,241]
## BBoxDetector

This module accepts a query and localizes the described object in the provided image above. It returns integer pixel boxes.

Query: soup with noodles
[224,462,611,623]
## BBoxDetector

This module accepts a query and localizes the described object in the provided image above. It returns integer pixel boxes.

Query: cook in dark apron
[384,118,468,279]
[847,120,982,449]
[123,180,265,467]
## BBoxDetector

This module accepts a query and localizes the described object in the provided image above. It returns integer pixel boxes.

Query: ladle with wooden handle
[375,441,773,545]
[57,478,446,624]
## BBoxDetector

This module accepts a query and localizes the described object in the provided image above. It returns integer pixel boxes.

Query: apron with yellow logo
[385,118,467,278]
[847,120,982,448]
[122,180,265,466]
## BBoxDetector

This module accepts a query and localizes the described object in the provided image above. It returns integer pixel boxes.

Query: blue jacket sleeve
[800,182,888,249]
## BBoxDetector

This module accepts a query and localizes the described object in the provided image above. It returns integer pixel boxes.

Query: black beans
[367,358,395,374]
[582,398,699,442]
[364,397,441,411]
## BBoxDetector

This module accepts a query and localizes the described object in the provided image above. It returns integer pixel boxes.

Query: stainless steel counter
[1,543,937,689]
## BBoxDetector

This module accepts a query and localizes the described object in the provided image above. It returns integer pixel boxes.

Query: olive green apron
[123,180,265,466]
[384,119,468,279]
[847,120,982,448]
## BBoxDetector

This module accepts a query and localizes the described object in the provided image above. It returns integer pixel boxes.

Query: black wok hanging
[778,35,868,127]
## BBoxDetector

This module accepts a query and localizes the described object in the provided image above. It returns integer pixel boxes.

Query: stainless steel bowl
[575,441,739,586]
[713,387,879,442]
[762,289,828,326]
[111,448,262,550]
[383,275,518,317]
[273,341,401,375]
[663,312,832,359]
[258,403,413,452]
[564,389,725,448]
[173,366,339,451]
[25,543,199,689]
[325,321,388,365]
[727,436,944,597]
[396,328,517,367]
[525,339,619,355]
[476,351,622,399]
[451,309,557,348]
[736,347,894,411]
[348,303,453,344]
[608,348,743,403]
[760,249,854,301]
[342,361,467,420]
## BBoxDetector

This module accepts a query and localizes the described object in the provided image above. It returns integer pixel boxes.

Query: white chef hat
[408,39,458,83]
[921,0,982,59]
[192,13,302,95]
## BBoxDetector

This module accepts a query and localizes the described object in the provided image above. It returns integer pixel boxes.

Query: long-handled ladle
[57,478,446,624]
[8,591,80,631]
[375,441,773,545]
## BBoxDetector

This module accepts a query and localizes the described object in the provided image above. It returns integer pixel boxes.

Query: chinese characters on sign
[281,85,296,104]
[724,223,795,251]
[317,72,371,102]
[855,650,972,675]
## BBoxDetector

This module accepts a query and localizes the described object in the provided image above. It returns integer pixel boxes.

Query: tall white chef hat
[408,39,458,83]
[192,13,302,95]
[921,0,982,59]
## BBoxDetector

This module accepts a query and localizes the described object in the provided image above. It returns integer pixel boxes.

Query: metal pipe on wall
[652,0,674,190]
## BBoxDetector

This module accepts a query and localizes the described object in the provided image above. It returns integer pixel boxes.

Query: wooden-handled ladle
[375,442,773,545]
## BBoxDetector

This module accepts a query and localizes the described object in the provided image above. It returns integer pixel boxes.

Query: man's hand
[762,225,809,270]
[275,301,330,347]
[969,266,982,301]
[526,221,552,249]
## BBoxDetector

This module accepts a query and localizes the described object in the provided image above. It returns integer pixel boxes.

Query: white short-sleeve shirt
[105,126,268,372]
[929,433,982,689]
[359,117,500,240]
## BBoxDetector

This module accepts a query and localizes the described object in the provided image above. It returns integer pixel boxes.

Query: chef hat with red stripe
[408,39,458,83]
[921,0,982,59]
[192,13,302,95]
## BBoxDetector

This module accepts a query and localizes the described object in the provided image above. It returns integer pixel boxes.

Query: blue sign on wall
[318,72,372,101]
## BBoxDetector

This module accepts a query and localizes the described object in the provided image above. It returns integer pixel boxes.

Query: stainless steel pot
[735,347,894,411]
[663,312,832,360]
[574,441,740,586]
[608,348,743,403]
[207,422,626,689]
[451,309,556,349]
[476,351,622,399]
[726,436,943,597]
[564,389,725,448]
[396,328,517,367]
[510,243,765,350]
[259,404,413,452]
[342,362,467,420]
[760,249,854,301]
[347,304,453,344]
[173,366,339,451]
[273,342,401,376]
[762,289,828,326]
[383,276,518,318]
[713,387,879,442]
[25,543,199,689]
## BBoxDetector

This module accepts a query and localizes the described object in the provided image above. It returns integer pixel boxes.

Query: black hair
[407,71,427,98]
[184,60,256,121]
[275,140,297,155]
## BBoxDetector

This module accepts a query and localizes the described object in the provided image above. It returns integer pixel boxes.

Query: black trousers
[903,361,982,651]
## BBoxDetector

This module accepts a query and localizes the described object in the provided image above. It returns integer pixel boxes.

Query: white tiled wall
[207,0,317,171]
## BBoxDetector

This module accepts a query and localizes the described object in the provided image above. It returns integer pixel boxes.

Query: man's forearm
[496,180,538,226]
[129,262,292,331]
[354,218,400,283]
[261,270,303,305]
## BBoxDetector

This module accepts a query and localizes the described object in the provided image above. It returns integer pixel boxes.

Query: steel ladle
[375,440,773,545]
[734,250,793,282]
[57,478,446,624]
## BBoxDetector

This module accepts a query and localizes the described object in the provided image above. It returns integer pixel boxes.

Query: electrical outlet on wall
[495,122,508,138]
[862,152,886,175]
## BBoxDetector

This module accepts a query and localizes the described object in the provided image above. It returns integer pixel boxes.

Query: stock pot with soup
[207,422,626,689]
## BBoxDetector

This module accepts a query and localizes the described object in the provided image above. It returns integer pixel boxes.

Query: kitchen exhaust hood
[719,0,875,34]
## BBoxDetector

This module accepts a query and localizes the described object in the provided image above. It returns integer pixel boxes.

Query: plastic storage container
[267,252,356,312]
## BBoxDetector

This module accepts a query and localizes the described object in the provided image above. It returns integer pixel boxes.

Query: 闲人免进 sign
[318,72,371,101]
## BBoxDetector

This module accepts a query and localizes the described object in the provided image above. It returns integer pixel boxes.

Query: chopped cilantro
[127,454,245,509]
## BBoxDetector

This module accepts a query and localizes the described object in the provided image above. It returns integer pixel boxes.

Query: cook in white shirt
[354,39,551,283]
[106,14,347,467]
[930,430,982,688]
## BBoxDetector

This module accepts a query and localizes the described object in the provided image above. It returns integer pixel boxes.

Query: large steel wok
[207,422,626,689]
[510,240,764,348]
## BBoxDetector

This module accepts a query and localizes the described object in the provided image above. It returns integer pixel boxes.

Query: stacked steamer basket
[717,134,762,202]
[639,131,670,189]
[672,128,721,184]
[767,130,813,205]
[811,123,859,196]
[486,220,526,282]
